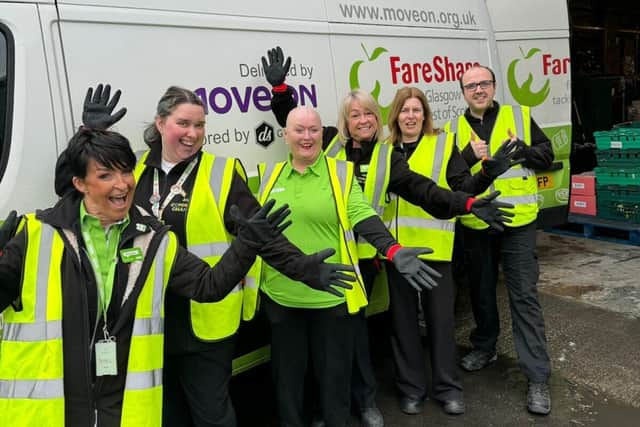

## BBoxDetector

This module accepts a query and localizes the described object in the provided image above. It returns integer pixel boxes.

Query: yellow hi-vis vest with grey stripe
[135,151,259,340]
[257,157,368,314]
[325,136,392,259]
[0,213,177,427]
[386,133,456,262]
[448,105,538,229]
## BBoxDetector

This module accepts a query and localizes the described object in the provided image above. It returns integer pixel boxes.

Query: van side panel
[0,3,59,215]
[487,0,571,211]
[56,5,339,170]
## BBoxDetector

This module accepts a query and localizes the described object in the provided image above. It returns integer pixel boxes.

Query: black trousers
[163,337,237,427]
[350,259,379,411]
[386,260,462,401]
[463,221,551,382]
[262,294,355,427]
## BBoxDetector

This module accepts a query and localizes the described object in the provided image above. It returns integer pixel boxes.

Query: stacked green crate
[594,127,640,223]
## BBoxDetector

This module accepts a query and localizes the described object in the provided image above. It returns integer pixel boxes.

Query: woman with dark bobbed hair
[0,127,292,426]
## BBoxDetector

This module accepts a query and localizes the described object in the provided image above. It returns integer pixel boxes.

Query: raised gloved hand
[481,139,526,178]
[301,248,355,297]
[468,191,515,232]
[387,245,441,291]
[506,129,530,161]
[261,46,292,88]
[0,210,19,254]
[82,83,127,129]
[230,199,292,249]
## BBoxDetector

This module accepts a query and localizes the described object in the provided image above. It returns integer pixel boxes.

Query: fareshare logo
[349,43,393,124]
[507,47,551,107]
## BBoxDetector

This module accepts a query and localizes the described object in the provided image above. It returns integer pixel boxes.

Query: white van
[0,0,571,371]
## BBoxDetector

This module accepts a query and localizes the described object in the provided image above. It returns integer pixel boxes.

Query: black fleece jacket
[0,194,258,427]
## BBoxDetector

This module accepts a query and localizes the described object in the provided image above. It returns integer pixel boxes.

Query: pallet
[549,214,640,246]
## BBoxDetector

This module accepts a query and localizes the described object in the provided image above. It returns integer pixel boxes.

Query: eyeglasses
[462,80,495,91]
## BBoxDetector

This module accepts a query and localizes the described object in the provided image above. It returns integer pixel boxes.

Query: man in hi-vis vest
[449,65,554,415]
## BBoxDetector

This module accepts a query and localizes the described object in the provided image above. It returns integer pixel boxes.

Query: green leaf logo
[349,43,392,124]
[507,47,551,107]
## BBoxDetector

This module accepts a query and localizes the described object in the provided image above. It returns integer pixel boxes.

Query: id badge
[95,339,118,376]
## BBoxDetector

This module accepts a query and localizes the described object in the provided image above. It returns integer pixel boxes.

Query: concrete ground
[233,231,640,426]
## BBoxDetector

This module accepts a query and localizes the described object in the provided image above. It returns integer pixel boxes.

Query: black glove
[301,248,355,297]
[481,139,526,178]
[0,210,19,252]
[509,138,530,161]
[390,246,441,291]
[82,84,127,130]
[261,46,292,87]
[230,199,292,249]
[469,191,515,232]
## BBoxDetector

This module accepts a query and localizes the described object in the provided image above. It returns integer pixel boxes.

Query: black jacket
[459,101,554,171]
[271,86,473,219]
[0,194,257,426]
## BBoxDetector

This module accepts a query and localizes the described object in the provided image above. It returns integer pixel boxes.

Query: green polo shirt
[261,153,376,308]
[80,203,129,313]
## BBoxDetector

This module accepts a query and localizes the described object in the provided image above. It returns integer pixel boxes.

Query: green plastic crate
[596,186,640,223]
[594,167,640,186]
[594,129,640,150]
[596,149,640,168]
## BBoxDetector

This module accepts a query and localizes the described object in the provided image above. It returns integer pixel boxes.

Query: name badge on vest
[120,247,143,263]
[95,338,118,376]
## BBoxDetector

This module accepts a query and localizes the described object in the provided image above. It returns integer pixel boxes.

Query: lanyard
[151,158,197,219]
[81,225,120,338]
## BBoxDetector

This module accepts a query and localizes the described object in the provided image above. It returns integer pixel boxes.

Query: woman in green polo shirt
[257,106,440,427]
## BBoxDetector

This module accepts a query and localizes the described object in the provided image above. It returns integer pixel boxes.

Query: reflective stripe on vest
[325,137,392,259]
[257,157,367,314]
[325,134,343,158]
[386,133,456,261]
[452,105,538,229]
[121,232,178,427]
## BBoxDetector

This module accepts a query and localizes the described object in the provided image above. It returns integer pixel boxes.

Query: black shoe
[399,395,424,415]
[360,406,384,427]
[460,349,497,372]
[442,398,465,415]
[527,382,551,415]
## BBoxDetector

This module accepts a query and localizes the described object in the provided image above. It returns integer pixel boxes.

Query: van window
[0,25,14,181]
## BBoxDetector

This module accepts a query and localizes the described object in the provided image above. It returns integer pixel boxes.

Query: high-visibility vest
[386,133,456,261]
[325,136,393,259]
[0,213,178,427]
[448,105,538,229]
[135,151,259,340]
[257,156,368,314]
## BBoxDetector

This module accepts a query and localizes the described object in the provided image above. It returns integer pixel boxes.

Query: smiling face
[73,159,135,226]
[284,107,323,171]
[347,100,378,143]
[156,103,206,163]
[398,97,425,142]
[461,66,496,117]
